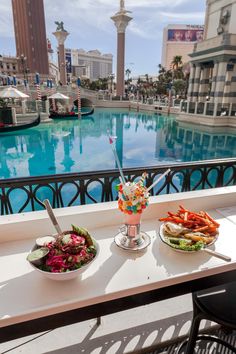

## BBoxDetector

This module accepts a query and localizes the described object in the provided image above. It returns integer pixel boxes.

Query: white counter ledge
[1,186,236,331]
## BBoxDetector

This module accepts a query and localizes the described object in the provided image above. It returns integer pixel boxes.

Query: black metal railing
[1,158,236,215]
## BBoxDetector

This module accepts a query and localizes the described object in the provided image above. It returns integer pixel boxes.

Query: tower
[53,22,69,85]
[12,0,49,77]
[111,0,132,97]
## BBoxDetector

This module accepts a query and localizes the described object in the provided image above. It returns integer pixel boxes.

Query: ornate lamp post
[0,55,3,73]
[108,73,115,94]
[167,81,173,115]
[17,54,29,81]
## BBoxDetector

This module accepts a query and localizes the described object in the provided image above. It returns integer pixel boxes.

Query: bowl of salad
[27,224,99,281]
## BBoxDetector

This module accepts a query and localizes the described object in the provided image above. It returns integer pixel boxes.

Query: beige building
[66,48,113,81]
[184,0,236,120]
[0,55,18,79]
[161,24,204,69]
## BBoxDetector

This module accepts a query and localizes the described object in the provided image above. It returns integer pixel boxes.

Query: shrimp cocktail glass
[114,173,151,251]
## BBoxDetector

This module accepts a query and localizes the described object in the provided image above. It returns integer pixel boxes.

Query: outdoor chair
[177,281,236,354]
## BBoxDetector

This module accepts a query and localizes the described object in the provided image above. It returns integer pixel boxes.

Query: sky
[0,0,206,76]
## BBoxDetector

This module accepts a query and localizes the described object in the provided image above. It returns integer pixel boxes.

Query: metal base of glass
[114,231,151,251]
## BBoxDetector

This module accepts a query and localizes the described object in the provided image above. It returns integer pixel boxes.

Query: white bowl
[29,239,99,281]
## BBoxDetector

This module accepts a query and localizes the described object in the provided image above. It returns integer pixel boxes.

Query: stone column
[187,64,196,101]
[192,64,201,102]
[53,29,69,85]
[214,61,228,104]
[223,64,235,104]
[111,2,132,97]
[228,68,236,106]
[198,67,210,101]
[210,61,219,102]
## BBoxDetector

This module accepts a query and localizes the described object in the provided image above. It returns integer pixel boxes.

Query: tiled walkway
[0,294,224,354]
[146,329,236,354]
[1,293,235,354]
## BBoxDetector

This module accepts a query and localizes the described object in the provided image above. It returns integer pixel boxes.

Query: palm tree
[171,56,183,70]
[158,64,166,75]
[145,73,149,83]
[125,68,131,81]
[171,56,184,80]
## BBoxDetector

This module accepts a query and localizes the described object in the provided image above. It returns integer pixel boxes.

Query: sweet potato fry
[159,205,220,239]
[203,211,220,227]
[193,225,209,232]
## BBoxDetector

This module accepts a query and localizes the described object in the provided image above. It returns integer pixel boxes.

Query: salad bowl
[27,226,99,281]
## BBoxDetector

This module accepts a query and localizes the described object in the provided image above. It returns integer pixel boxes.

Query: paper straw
[108,133,126,185]
[119,177,129,201]
[119,176,124,185]
[146,168,171,192]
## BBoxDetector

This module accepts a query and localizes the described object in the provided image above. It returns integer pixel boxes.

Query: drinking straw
[108,132,126,185]
[146,168,171,192]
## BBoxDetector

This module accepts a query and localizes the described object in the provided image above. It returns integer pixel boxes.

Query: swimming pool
[1,108,236,180]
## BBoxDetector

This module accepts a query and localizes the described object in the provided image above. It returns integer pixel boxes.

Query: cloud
[0,1,14,38]
[0,0,205,43]
[94,0,192,10]
[0,0,206,73]
[160,11,205,21]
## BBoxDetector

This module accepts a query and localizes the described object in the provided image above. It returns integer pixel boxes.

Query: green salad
[165,237,204,252]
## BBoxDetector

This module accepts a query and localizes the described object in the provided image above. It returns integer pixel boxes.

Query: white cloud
[160,11,205,21]
[0,0,205,42]
[0,1,14,38]
[94,0,191,10]
[0,0,205,70]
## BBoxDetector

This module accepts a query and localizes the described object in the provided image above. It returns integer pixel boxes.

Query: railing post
[213,102,218,116]
[22,100,26,115]
[45,100,50,114]
[186,100,190,113]
[203,101,207,115]
[80,179,86,205]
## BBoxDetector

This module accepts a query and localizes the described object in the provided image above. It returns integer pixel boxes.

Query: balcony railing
[1,158,236,215]
[180,100,236,117]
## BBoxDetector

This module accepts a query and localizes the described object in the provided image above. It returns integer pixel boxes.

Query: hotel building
[161,24,204,69]
[185,0,236,118]
[65,49,113,81]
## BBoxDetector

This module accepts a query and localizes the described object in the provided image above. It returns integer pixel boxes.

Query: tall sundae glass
[108,131,170,251]
[115,173,151,250]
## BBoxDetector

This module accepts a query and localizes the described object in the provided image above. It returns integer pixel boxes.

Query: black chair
[178,281,236,354]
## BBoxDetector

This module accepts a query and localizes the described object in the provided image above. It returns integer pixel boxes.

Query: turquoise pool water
[1,108,236,179]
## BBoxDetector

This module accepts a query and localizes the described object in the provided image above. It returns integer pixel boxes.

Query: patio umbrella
[48,92,70,100]
[0,87,29,99]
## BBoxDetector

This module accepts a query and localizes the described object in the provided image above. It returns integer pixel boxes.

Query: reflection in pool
[1,108,236,212]
[1,108,236,179]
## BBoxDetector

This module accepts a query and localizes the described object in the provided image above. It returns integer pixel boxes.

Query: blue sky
[0,0,206,76]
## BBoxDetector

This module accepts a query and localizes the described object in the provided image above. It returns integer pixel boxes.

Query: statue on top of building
[120,0,125,11]
[55,21,66,32]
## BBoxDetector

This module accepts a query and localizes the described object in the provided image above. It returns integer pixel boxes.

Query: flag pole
[108,132,126,185]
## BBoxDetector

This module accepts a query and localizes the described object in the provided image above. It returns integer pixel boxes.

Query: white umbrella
[0,87,29,99]
[48,92,70,100]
